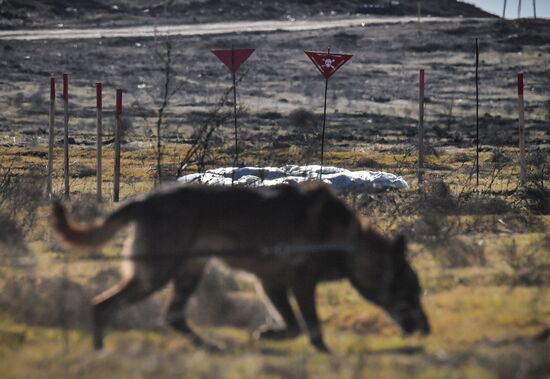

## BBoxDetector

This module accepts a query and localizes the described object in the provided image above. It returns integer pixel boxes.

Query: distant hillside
[1,0,495,29]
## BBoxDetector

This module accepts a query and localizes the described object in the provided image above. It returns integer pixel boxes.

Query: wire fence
[0,236,362,356]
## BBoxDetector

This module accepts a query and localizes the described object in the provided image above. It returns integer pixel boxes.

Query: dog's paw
[253,327,300,341]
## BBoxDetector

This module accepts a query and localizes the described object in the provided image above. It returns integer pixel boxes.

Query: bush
[0,163,44,236]
[288,108,320,144]
[64,193,104,222]
[0,212,30,258]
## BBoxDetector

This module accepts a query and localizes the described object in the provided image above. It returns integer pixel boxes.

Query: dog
[53,182,430,352]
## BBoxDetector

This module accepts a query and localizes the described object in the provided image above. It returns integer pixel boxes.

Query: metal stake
[47,77,55,197]
[96,83,102,202]
[319,77,329,181]
[63,73,69,199]
[114,89,122,202]
[476,38,480,186]
[518,73,526,185]
[418,69,425,185]
[231,46,239,185]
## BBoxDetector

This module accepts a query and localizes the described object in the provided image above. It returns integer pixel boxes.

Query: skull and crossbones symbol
[323,58,335,69]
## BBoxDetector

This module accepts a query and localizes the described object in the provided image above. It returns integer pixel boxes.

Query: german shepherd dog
[53,182,430,352]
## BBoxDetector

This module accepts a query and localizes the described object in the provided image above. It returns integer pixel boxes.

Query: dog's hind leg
[165,260,221,350]
[91,262,174,350]
[254,283,301,341]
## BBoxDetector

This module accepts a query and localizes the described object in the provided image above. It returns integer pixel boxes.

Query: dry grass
[1,14,550,377]
[0,140,549,378]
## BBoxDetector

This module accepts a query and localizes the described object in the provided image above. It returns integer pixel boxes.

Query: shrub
[0,163,43,236]
[0,212,30,258]
[288,108,320,144]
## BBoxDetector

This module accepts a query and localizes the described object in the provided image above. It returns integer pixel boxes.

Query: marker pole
[319,77,329,181]
[47,77,55,197]
[418,69,425,185]
[212,47,255,183]
[114,89,122,202]
[517,73,526,185]
[317,47,333,181]
[230,46,239,185]
[475,38,480,186]
[96,83,102,202]
[63,73,69,199]
[232,70,238,177]
[502,0,507,18]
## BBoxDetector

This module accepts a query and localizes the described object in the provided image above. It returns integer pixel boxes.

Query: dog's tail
[52,200,140,249]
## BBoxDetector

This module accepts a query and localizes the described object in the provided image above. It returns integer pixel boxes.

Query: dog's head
[349,234,431,336]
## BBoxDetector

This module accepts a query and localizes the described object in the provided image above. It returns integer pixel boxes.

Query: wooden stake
[47,77,55,197]
[517,73,526,185]
[96,83,102,202]
[418,69,425,185]
[114,89,122,202]
[63,73,69,199]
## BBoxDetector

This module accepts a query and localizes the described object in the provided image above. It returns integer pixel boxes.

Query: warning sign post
[212,47,255,182]
[305,49,352,180]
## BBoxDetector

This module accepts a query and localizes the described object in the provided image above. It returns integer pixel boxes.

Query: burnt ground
[0,17,548,169]
[0,0,494,29]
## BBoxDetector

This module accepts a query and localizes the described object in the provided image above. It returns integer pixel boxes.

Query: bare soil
[0,16,548,169]
[1,0,494,29]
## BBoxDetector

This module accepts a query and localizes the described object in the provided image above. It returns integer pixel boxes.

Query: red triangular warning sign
[305,51,353,79]
[212,48,255,73]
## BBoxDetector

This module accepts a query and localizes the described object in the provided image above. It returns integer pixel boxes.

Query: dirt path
[0,16,475,41]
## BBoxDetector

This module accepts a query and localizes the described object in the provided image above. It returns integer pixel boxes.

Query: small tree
[176,72,249,178]
[134,39,185,185]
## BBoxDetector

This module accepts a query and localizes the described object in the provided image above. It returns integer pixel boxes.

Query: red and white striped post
[63,73,70,199]
[96,82,103,202]
[113,89,122,202]
[47,77,55,197]
[517,73,526,185]
[418,69,425,185]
